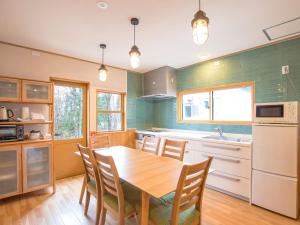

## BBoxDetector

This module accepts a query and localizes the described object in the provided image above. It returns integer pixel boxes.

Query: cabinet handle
[210,171,241,182]
[185,150,190,154]
[203,144,240,151]
[202,154,240,163]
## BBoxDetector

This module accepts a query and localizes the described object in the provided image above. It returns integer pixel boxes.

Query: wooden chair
[79,134,110,204]
[91,134,110,149]
[161,139,187,161]
[139,157,213,225]
[77,144,101,225]
[141,136,161,155]
[91,153,139,225]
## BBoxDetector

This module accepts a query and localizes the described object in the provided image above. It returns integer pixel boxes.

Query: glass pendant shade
[129,45,141,69]
[98,64,107,82]
[192,10,209,45]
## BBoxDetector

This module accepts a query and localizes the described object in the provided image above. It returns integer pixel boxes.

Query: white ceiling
[0,0,299,73]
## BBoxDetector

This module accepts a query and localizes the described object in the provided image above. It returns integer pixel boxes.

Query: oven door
[254,104,286,123]
[0,125,17,141]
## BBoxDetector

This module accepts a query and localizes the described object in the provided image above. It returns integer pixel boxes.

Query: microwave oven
[0,125,24,142]
[254,101,299,124]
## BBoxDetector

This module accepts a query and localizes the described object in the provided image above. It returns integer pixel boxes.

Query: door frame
[50,77,89,179]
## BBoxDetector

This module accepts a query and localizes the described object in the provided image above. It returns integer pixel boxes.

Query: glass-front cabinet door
[0,78,21,102]
[0,145,21,199]
[22,80,53,103]
[22,142,53,192]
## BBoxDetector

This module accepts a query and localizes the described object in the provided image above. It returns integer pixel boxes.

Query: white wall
[0,43,127,131]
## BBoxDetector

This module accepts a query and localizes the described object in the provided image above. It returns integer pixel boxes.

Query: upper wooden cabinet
[0,77,21,102]
[22,80,53,103]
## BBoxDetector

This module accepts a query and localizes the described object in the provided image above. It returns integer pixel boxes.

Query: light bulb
[192,19,208,45]
[130,51,140,69]
[129,45,141,69]
[191,10,209,45]
[98,64,107,81]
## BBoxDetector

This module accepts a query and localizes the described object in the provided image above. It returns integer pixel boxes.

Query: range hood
[140,66,177,99]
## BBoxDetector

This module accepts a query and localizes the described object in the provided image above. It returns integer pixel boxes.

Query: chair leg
[79,176,86,204]
[84,191,90,215]
[100,207,107,225]
[95,197,101,225]
[119,216,125,225]
[134,213,139,225]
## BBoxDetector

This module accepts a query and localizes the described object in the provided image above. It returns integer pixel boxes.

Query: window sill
[176,120,252,125]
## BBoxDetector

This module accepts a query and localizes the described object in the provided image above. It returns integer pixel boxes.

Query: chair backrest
[171,157,213,225]
[91,134,110,149]
[141,136,161,155]
[77,144,101,187]
[162,139,187,161]
[92,152,125,215]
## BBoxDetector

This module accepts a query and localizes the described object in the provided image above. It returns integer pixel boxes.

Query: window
[54,83,84,140]
[96,91,126,131]
[177,82,254,124]
[182,92,210,120]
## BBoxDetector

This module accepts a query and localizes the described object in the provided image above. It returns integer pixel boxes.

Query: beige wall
[0,43,127,132]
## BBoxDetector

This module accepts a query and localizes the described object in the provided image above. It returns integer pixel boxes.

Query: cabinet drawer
[199,142,251,159]
[207,171,250,198]
[201,152,250,178]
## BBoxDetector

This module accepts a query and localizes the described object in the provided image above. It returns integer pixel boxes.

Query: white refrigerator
[252,124,299,218]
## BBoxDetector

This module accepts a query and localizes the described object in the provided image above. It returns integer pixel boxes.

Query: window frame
[96,89,127,132]
[177,81,255,125]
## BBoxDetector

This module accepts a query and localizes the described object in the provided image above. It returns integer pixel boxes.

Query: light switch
[282,65,289,75]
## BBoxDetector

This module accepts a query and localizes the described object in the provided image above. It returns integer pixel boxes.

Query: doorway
[52,79,88,179]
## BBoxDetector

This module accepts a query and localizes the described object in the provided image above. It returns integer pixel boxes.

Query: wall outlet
[282,65,289,75]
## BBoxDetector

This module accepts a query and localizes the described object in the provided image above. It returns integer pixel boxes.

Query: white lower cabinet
[183,139,251,200]
[207,171,250,198]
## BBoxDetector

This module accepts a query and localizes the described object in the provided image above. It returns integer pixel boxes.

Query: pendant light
[129,18,141,69]
[191,0,209,45]
[98,44,107,81]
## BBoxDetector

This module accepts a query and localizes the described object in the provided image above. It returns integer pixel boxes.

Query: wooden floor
[1,175,300,225]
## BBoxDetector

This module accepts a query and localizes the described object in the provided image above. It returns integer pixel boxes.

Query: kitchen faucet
[215,127,223,137]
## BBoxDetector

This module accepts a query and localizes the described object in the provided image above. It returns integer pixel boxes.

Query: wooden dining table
[76,145,185,225]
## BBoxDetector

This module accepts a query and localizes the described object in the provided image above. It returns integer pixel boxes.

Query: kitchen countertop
[136,128,252,146]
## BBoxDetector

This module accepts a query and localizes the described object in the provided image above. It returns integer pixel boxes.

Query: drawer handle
[203,144,240,151]
[210,171,241,182]
[202,154,240,163]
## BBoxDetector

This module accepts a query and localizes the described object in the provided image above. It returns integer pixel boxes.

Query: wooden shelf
[0,100,53,104]
[0,121,53,125]
[28,159,48,164]
[0,139,53,147]
[0,162,16,169]
[28,169,48,176]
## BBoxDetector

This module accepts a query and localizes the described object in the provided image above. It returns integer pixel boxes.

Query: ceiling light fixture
[98,44,108,82]
[96,1,109,10]
[129,18,141,69]
[191,0,209,45]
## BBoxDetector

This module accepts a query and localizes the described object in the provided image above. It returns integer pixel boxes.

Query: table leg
[141,191,150,225]
[79,175,86,204]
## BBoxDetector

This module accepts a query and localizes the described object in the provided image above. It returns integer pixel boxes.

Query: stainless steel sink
[203,135,243,142]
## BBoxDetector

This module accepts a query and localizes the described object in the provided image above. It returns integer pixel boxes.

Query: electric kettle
[0,106,14,121]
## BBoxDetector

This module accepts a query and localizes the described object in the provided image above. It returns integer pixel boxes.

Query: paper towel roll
[22,107,30,119]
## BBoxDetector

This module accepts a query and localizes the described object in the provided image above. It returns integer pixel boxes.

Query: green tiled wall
[128,38,300,134]
[127,72,154,129]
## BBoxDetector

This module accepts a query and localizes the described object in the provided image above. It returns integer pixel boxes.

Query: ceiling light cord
[102,47,105,64]
[199,0,201,10]
[133,25,136,46]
